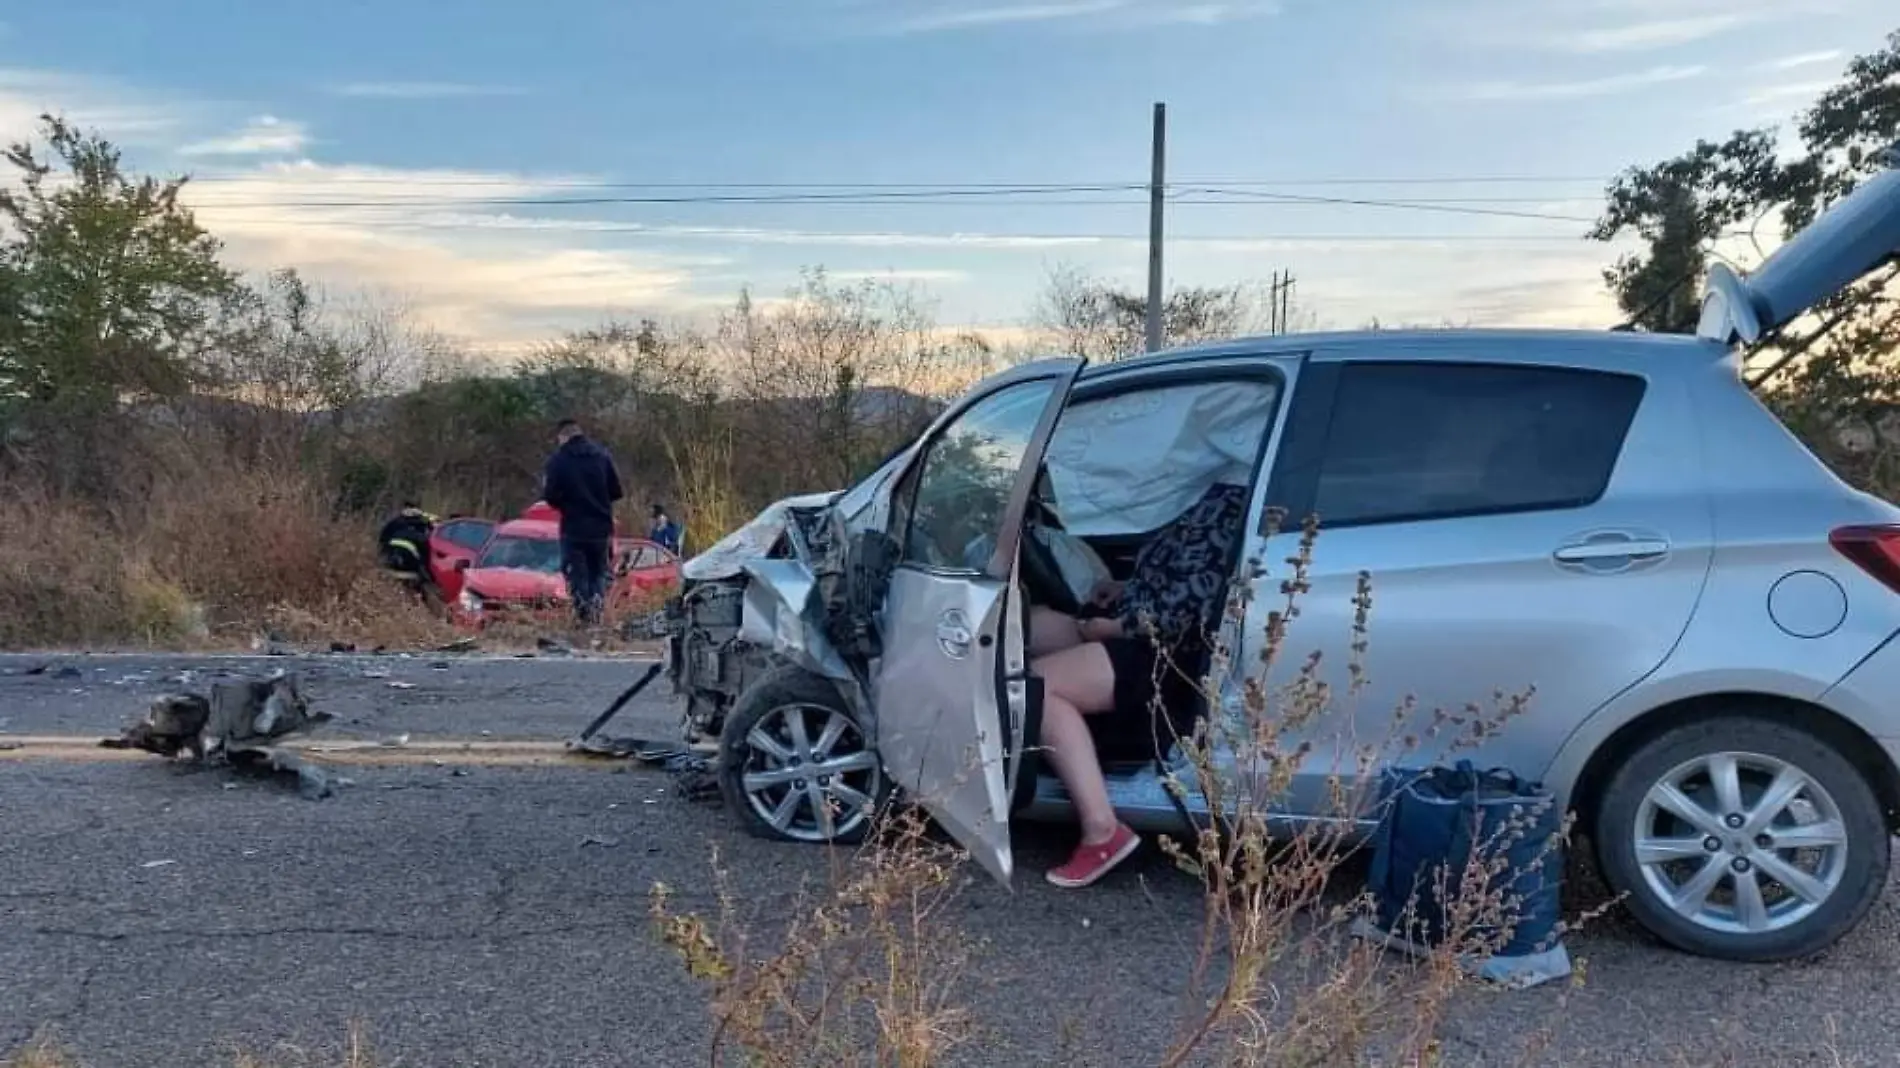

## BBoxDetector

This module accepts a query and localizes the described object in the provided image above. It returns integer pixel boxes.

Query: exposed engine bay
[662,490,892,745]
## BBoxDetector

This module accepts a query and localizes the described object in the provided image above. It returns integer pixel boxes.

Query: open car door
[1699,141,1900,345]
[873,358,1084,884]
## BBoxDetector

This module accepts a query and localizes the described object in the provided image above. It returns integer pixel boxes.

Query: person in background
[542,419,624,627]
[649,503,683,555]
[378,502,438,587]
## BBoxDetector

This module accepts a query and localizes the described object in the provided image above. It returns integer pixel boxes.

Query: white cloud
[895,1,1124,32]
[175,162,733,346]
[1764,50,1843,71]
[1455,65,1706,102]
[1744,80,1833,106]
[882,0,1273,33]
[1562,14,1756,52]
[0,68,186,146]
[325,82,528,100]
[178,115,308,157]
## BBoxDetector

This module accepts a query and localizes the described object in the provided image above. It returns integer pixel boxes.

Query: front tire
[1596,714,1888,962]
[718,668,886,845]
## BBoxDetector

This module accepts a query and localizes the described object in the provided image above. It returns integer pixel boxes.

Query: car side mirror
[454,560,471,572]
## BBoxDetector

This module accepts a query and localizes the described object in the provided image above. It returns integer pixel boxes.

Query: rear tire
[1595,714,1888,962]
[718,668,887,846]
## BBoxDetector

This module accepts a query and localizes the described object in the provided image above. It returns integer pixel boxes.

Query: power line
[176,187,1601,220]
[178,192,1598,210]
[1184,187,1598,224]
[171,214,1606,242]
[182,173,1612,189]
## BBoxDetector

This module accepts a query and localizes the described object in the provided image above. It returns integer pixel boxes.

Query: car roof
[493,519,559,539]
[1076,328,1726,382]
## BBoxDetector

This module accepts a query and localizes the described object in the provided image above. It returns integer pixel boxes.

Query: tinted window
[477,535,562,574]
[1313,362,1645,527]
[440,521,492,551]
[898,379,1057,571]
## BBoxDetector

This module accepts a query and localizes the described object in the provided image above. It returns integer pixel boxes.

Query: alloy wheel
[739,702,882,843]
[1632,750,1849,935]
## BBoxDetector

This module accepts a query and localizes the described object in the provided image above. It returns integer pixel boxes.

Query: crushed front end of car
[664,491,881,745]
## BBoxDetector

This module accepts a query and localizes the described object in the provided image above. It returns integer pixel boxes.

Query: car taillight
[1830,525,1900,594]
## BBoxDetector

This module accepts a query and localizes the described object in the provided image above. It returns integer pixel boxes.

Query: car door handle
[1553,538,1670,563]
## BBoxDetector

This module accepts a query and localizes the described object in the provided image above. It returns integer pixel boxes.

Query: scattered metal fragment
[100,672,338,801]
[580,834,621,848]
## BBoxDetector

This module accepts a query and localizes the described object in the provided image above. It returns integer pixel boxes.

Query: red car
[449,502,680,627]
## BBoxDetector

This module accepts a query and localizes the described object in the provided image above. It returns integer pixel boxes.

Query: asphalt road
[2,651,1897,1067]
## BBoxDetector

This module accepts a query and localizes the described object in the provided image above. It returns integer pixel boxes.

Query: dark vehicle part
[668,580,769,744]
[566,662,665,754]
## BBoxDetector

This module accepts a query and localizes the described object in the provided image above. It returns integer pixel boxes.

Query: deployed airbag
[1043,380,1277,536]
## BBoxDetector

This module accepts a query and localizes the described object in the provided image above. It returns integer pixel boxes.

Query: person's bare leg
[1033,643,1120,844]
[1027,605,1085,658]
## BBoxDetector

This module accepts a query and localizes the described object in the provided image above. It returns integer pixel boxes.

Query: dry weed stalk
[1149,513,1567,1066]
[653,808,980,1068]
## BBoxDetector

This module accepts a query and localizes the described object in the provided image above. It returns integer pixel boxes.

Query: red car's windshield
[476,535,562,574]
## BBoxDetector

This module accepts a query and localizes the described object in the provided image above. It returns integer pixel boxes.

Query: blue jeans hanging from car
[562,538,611,625]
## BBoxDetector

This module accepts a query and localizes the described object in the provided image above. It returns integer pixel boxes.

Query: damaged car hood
[680,491,840,582]
[679,490,860,684]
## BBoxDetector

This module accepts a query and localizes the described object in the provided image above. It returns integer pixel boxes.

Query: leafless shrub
[653,807,981,1068]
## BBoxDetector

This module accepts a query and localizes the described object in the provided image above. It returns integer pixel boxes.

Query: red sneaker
[1046,824,1140,888]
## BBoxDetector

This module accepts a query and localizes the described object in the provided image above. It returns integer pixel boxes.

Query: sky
[0,0,1891,353]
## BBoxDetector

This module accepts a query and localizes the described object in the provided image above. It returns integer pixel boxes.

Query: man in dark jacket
[542,419,624,626]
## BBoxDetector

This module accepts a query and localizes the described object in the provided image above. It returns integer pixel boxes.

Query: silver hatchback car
[665,145,1900,962]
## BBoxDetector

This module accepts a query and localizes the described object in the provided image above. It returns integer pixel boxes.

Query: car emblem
[936,609,974,659]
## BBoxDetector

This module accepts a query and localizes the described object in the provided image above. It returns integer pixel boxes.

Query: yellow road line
[0,735,644,768]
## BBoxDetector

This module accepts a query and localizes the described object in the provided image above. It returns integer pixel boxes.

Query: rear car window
[1313,362,1646,527]
[477,535,562,573]
[439,520,492,551]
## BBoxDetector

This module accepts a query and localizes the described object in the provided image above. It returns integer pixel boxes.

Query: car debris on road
[98,671,340,800]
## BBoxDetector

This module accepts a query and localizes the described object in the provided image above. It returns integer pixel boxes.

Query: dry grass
[653,808,981,1068]
[667,428,747,560]
[0,462,459,652]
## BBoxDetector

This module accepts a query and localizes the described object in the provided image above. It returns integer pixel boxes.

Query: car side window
[1313,362,1645,527]
[629,546,659,569]
[894,379,1059,571]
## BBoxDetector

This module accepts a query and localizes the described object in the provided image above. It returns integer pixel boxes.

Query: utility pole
[1145,102,1167,353]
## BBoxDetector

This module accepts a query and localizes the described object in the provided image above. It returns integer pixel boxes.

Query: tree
[0,115,238,413]
[1590,28,1900,493]
[1033,265,1290,360]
